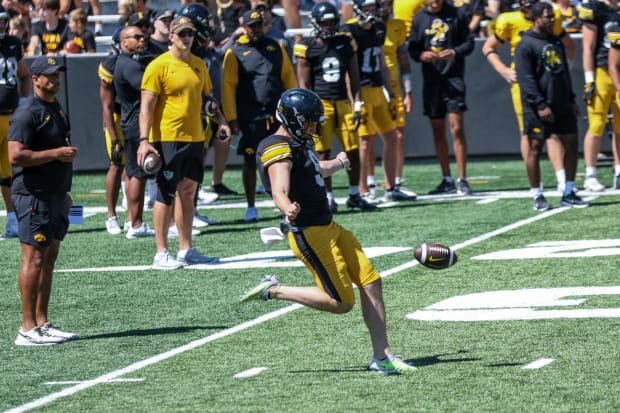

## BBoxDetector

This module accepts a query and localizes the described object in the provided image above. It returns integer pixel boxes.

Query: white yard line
[4,197,599,413]
[523,358,555,370]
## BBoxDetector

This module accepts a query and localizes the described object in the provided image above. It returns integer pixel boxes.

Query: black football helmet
[309,2,340,40]
[275,88,325,145]
[177,3,215,41]
[519,0,539,18]
[352,0,380,24]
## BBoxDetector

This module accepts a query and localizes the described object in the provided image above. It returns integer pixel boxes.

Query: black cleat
[346,194,377,210]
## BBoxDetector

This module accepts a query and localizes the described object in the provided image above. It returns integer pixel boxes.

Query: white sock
[396,177,403,186]
[531,187,543,198]
[367,175,376,187]
[585,167,597,178]
[615,164,620,176]
[326,192,334,202]
[555,169,566,186]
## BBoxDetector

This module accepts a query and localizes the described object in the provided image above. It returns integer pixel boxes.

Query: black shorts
[523,109,578,140]
[13,193,69,247]
[153,141,205,196]
[423,77,467,119]
[237,117,280,157]
[124,137,150,179]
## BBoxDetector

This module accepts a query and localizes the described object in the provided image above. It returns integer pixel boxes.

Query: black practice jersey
[0,35,24,112]
[346,21,387,87]
[577,0,620,68]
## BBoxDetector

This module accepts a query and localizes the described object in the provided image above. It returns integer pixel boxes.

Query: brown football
[63,40,82,54]
[413,243,457,270]
[143,152,162,175]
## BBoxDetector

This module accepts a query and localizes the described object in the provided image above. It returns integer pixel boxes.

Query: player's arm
[26,34,40,57]
[296,55,312,89]
[379,46,394,96]
[348,52,362,103]
[482,34,515,84]
[397,43,413,112]
[16,58,31,99]
[581,22,597,81]
[560,31,576,62]
[514,41,550,120]
[137,90,159,166]
[267,159,300,222]
[281,0,302,42]
[221,49,239,133]
[99,80,118,142]
[319,152,350,177]
[609,46,620,93]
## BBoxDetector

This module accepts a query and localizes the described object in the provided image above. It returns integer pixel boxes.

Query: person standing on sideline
[607,21,620,192]
[221,9,297,222]
[113,26,156,239]
[515,1,590,211]
[408,0,475,195]
[295,2,375,212]
[576,0,620,191]
[0,5,30,239]
[482,0,576,193]
[241,88,417,375]
[9,56,78,345]
[137,17,230,270]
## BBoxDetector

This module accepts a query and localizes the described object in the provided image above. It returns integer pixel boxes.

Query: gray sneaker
[126,223,155,239]
[177,247,219,265]
[153,249,184,270]
[15,327,66,346]
[384,187,416,202]
[533,194,552,211]
[456,178,473,196]
[560,192,590,208]
[40,322,77,340]
[240,274,280,302]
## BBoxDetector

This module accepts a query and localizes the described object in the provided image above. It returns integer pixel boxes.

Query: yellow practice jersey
[384,18,408,84]
[494,9,564,57]
[394,0,426,35]
[141,52,213,143]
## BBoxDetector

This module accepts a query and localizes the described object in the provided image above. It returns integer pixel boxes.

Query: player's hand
[583,82,596,105]
[229,119,240,136]
[137,140,158,167]
[420,51,439,63]
[111,140,123,165]
[217,123,231,141]
[284,201,300,222]
[56,146,78,162]
[438,48,455,60]
[335,152,350,170]
[537,106,554,123]
[403,92,413,113]
[501,67,517,84]
[351,101,364,131]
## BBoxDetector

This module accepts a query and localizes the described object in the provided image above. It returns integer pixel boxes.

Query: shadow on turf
[76,325,226,341]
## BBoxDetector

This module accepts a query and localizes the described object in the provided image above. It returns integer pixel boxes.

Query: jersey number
[322,57,341,82]
[360,47,381,74]
[0,57,18,86]
[307,149,325,188]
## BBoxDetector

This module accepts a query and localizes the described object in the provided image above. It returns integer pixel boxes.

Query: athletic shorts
[153,141,205,198]
[357,86,396,137]
[237,116,280,158]
[13,193,69,247]
[287,220,380,306]
[104,112,126,166]
[523,109,578,140]
[315,99,359,153]
[1,114,12,182]
[423,76,467,119]
[585,67,620,137]
[123,137,150,179]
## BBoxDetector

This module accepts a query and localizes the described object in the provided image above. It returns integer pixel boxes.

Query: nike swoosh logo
[9,45,16,49]
[336,45,344,49]
[428,256,445,262]
[243,50,251,56]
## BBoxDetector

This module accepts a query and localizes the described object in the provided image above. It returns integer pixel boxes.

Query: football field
[1,157,619,412]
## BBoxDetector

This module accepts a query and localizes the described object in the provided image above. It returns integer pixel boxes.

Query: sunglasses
[129,34,145,40]
[176,30,195,38]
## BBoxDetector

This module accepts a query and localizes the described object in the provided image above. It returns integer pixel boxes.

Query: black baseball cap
[241,9,263,26]
[30,56,66,75]
[128,12,150,27]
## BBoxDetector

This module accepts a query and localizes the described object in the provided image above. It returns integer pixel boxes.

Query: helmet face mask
[309,2,340,39]
[0,6,8,39]
[353,0,380,24]
[275,89,325,147]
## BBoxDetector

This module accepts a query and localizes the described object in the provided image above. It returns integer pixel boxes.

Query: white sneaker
[197,190,219,206]
[361,192,381,205]
[245,207,259,222]
[177,247,219,265]
[193,211,217,227]
[124,221,131,232]
[15,327,66,346]
[168,225,200,238]
[395,185,418,198]
[126,223,155,239]
[40,322,77,340]
[152,249,184,270]
[106,216,122,235]
[584,176,605,192]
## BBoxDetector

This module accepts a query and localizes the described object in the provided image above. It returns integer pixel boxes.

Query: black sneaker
[209,183,238,195]
[533,194,552,211]
[560,192,590,208]
[615,175,620,190]
[456,178,473,195]
[429,179,456,195]
[346,194,377,210]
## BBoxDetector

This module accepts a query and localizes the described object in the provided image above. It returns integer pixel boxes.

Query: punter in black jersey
[409,0,475,196]
[0,5,30,239]
[295,2,374,212]
[113,26,156,239]
[222,9,297,222]
[242,88,417,375]
[346,0,409,204]
[577,0,620,191]
[515,2,589,211]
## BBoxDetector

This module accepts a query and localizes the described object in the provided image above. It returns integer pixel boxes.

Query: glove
[583,82,596,105]
[111,140,123,165]
[388,98,398,121]
[204,96,218,116]
[351,101,364,131]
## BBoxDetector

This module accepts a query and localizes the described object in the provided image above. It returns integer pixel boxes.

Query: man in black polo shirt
[8,56,78,346]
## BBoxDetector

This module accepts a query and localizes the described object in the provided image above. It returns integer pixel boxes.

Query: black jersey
[294,34,356,100]
[257,134,332,229]
[577,0,620,68]
[346,21,386,87]
[0,35,24,112]
[59,28,97,52]
[449,0,484,24]
[98,53,121,114]
[8,96,72,195]
[515,29,575,115]
[408,2,474,79]
[113,52,154,140]
[31,18,68,55]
